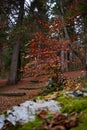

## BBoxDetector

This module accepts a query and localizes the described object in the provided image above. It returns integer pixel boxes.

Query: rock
[35,100,61,113]
[65,90,83,98]
[83,92,87,97]
[73,90,83,97]
[6,114,16,125]
[0,100,61,128]
[65,91,75,97]
[0,115,5,129]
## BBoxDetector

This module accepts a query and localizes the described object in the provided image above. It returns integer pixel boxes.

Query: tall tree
[63,0,87,70]
[8,0,25,84]
[50,0,87,71]
[0,0,10,77]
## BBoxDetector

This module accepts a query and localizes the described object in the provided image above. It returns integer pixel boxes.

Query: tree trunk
[84,49,87,75]
[8,0,25,85]
[61,50,65,72]
[59,0,87,72]
[0,45,3,77]
[8,42,20,84]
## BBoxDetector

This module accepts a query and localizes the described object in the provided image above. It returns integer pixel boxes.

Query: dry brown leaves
[44,92,59,101]
[38,110,78,130]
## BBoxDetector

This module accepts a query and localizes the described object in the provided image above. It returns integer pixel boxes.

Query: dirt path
[64,69,86,79]
[0,70,86,113]
[0,76,48,112]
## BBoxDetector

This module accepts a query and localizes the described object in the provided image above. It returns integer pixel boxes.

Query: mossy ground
[56,94,87,113]
[6,94,87,130]
[6,116,44,130]
[56,93,87,130]
[3,76,87,130]
[18,116,44,130]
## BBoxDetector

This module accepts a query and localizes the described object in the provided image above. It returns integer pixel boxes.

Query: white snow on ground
[0,115,5,129]
[0,100,61,128]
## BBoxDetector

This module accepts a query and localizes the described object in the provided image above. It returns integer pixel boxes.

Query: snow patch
[0,100,61,128]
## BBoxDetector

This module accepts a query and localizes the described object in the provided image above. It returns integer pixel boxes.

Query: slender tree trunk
[59,0,70,72]
[8,0,25,85]
[59,0,87,73]
[0,44,3,77]
[84,48,87,75]
[61,50,65,72]
[65,51,68,71]
[59,0,69,40]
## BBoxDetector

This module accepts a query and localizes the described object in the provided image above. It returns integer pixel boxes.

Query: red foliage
[24,13,82,77]
[24,30,70,77]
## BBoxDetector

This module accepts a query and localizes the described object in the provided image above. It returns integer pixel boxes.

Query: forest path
[0,69,86,112]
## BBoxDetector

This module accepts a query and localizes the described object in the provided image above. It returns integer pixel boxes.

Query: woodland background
[0,0,87,84]
[0,1,87,130]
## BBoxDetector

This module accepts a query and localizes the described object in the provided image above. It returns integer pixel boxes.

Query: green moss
[47,113,53,120]
[56,94,87,130]
[56,95,87,113]
[2,89,87,130]
[18,116,43,130]
[35,95,45,100]
[5,116,44,130]
[71,118,87,130]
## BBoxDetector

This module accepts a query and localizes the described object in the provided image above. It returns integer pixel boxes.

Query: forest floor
[0,69,86,113]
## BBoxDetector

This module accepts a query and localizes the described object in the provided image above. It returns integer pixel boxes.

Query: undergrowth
[7,116,44,130]
[56,94,87,130]
[56,95,87,113]
[18,116,44,130]
[3,75,87,130]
